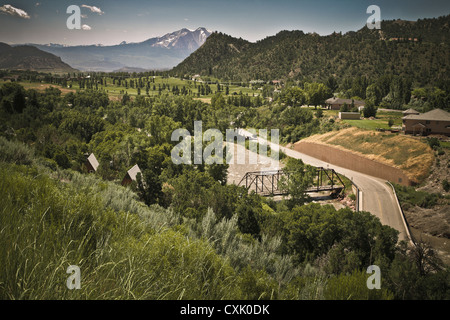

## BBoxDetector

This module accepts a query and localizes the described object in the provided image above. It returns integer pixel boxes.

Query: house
[339,112,361,120]
[85,153,99,173]
[402,109,450,136]
[122,164,143,186]
[326,98,365,110]
[403,108,420,116]
[2,75,20,82]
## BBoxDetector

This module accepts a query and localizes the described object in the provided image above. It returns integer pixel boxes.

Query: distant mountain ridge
[0,43,77,72]
[27,27,212,72]
[171,16,450,86]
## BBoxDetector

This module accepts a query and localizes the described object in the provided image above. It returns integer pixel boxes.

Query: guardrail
[387,182,416,247]
[350,179,362,212]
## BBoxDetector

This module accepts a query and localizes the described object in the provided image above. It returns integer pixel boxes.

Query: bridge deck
[239,168,345,197]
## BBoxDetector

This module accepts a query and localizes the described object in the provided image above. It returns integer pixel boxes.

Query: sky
[0,0,449,46]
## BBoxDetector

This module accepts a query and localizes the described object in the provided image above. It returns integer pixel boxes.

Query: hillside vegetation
[1,83,449,300]
[172,16,450,85]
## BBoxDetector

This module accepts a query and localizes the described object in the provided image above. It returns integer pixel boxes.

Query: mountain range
[28,27,212,72]
[0,43,76,73]
[172,16,450,86]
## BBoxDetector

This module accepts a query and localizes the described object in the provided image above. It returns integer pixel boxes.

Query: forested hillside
[172,15,450,85]
[0,43,76,73]
[1,82,449,300]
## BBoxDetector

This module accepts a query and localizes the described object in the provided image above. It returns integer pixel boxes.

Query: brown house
[403,109,450,136]
[122,164,143,186]
[326,98,365,111]
[85,153,99,173]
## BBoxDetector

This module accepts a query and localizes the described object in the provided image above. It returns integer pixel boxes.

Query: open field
[309,108,404,131]
[341,119,392,130]
[72,76,258,99]
[302,127,435,184]
[1,80,76,95]
[6,76,260,101]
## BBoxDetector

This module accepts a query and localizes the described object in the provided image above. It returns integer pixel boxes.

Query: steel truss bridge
[238,167,345,197]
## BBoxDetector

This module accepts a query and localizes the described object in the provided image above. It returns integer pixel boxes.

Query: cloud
[82,24,92,31]
[0,4,31,19]
[81,5,104,15]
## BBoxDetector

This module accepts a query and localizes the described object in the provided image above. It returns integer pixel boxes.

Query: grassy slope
[302,127,435,183]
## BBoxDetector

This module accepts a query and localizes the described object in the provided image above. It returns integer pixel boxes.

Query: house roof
[326,97,365,106]
[403,109,450,121]
[87,153,99,171]
[127,164,142,181]
[412,123,426,128]
[403,108,420,115]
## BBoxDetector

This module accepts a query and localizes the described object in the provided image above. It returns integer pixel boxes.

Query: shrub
[394,183,441,209]
[443,180,450,193]
[0,137,34,165]
[427,137,441,150]
[324,270,394,300]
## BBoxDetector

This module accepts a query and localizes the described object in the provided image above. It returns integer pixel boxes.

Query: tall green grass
[0,164,240,300]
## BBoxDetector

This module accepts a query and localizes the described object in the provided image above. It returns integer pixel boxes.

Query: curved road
[238,129,412,244]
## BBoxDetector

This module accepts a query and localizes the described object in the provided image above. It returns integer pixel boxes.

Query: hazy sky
[1,0,449,46]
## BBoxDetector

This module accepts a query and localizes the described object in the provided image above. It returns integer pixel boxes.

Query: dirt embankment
[297,127,434,185]
[404,151,450,265]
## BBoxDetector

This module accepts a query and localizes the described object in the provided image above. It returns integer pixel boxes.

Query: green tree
[122,92,130,105]
[0,83,26,114]
[304,82,332,109]
[236,194,262,239]
[53,151,71,169]
[281,87,305,107]
[136,170,163,206]
[146,115,182,145]
[366,83,383,105]
[340,102,349,112]
[363,100,378,118]
[279,158,315,209]
[326,76,338,93]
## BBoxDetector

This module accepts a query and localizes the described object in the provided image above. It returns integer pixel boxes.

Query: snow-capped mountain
[29,28,213,72]
[151,28,212,50]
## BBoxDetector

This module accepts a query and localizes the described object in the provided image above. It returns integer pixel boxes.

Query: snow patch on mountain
[152,27,212,50]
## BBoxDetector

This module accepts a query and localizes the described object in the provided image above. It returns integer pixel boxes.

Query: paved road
[238,129,412,243]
